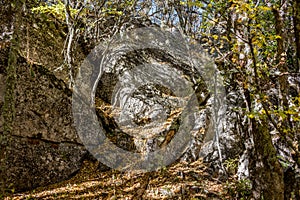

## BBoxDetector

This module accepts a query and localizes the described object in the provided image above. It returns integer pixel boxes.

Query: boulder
[4,136,86,191]
[0,55,88,192]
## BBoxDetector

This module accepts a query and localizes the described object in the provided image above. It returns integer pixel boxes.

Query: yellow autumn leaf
[212,35,218,40]
[260,6,272,11]
[248,113,255,119]
[221,36,229,41]
[180,1,186,6]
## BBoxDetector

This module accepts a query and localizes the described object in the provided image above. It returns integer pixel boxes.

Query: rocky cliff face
[0,1,93,191]
[0,7,232,192]
[0,54,88,191]
[0,29,217,191]
[71,26,218,172]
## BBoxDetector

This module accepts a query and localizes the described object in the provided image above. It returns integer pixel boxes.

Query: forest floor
[6,159,240,199]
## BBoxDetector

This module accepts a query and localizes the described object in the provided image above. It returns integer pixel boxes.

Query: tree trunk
[250,119,284,200]
[293,0,300,72]
[272,7,289,113]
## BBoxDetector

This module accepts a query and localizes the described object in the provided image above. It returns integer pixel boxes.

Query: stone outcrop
[5,137,86,191]
[0,54,89,191]
[0,9,224,192]
[0,34,214,191]
[84,29,215,168]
